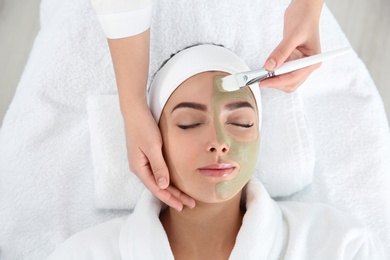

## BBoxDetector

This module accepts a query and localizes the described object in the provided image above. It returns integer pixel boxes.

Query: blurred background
[0,0,389,126]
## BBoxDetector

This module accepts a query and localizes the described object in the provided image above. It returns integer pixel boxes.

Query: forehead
[165,71,256,109]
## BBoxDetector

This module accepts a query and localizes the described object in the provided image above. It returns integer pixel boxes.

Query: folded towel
[257,88,314,196]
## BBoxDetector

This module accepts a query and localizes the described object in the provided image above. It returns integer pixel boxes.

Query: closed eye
[178,123,203,130]
[229,122,254,128]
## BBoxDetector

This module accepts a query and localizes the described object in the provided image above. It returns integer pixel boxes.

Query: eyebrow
[224,101,254,111]
[171,102,208,113]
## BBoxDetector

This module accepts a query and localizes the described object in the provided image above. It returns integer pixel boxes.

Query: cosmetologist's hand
[108,31,196,212]
[261,0,323,92]
[124,103,196,211]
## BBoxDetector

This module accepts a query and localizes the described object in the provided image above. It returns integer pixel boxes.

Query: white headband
[148,44,262,126]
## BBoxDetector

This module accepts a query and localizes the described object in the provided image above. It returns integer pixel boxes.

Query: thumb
[148,148,170,189]
[264,38,297,71]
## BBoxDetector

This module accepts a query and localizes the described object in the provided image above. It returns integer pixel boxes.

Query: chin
[191,187,240,204]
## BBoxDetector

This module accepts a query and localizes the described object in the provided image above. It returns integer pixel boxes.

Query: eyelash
[178,123,203,130]
[229,122,254,128]
[178,122,254,130]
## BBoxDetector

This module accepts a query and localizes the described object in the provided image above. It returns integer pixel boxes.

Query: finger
[145,146,170,189]
[264,38,300,71]
[136,165,184,211]
[155,188,184,212]
[166,186,196,209]
[260,69,310,93]
[156,189,184,212]
[260,64,319,92]
[134,148,196,210]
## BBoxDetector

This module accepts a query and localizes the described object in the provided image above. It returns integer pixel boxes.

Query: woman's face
[159,71,260,203]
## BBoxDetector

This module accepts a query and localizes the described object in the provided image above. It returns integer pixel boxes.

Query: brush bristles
[220,75,240,92]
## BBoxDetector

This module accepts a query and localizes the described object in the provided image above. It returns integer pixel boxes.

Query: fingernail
[186,200,195,209]
[175,205,183,212]
[187,201,196,209]
[157,177,167,189]
[264,58,276,70]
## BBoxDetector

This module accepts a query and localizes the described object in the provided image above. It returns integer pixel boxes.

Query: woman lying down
[49,44,384,259]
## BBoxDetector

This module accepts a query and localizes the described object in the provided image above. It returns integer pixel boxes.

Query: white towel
[0,0,389,258]
[87,95,145,209]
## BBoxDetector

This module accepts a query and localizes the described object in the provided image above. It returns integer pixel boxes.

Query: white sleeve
[90,0,152,39]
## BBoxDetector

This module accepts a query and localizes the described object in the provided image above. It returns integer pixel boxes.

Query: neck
[160,191,244,259]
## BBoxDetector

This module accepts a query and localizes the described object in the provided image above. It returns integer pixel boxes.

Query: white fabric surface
[48,179,384,259]
[88,95,145,209]
[0,0,389,258]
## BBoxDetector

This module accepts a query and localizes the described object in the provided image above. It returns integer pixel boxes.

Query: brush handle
[274,47,353,76]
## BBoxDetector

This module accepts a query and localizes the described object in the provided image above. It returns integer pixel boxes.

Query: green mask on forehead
[213,76,260,200]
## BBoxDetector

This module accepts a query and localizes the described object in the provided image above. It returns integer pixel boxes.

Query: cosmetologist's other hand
[261,0,323,92]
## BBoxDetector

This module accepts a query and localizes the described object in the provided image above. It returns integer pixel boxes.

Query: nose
[208,144,229,154]
[207,125,230,155]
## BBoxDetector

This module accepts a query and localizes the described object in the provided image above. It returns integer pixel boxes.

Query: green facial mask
[213,76,260,200]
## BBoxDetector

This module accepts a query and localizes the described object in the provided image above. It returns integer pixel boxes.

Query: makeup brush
[220,47,353,92]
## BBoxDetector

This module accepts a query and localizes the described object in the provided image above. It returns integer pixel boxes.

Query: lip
[198,163,236,177]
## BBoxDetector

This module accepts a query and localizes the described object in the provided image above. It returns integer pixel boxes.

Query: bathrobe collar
[119,178,284,260]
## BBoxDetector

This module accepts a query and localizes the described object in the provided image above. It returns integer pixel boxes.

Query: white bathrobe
[48,179,383,259]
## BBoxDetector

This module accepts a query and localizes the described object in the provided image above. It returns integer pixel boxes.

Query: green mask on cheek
[213,77,260,200]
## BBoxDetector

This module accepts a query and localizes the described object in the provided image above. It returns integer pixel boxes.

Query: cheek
[227,138,259,167]
[225,125,258,142]
[163,131,201,168]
